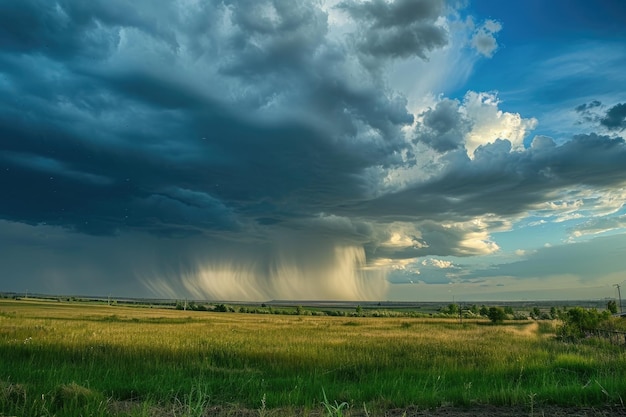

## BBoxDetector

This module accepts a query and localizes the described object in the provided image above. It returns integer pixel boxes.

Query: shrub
[557,307,611,341]
[607,300,618,314]
[51,383,100,410]
[530,307,541,320]
[1,382,26,406]
[439,303,459,315]
[487,307,506,324]
[512,312,528,320]
[214,304,228,312]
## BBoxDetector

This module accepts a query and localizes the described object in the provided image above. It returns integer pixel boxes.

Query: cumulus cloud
[411,91,537,157]
[463,91,538,156]
[575,101,626,132]
[470,19,502,58]
[337,0,448,59]
[359,133,626,232]
[601,103,626,131]
[422,258,454,268]
[414,98,470,152]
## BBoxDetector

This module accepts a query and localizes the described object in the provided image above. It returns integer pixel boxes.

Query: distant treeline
[2,292,619,323]
[175,299,598,322]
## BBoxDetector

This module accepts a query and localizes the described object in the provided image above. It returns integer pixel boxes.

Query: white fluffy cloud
[409,91,538,158]
[463,91,538,156]
[422,258,454,268]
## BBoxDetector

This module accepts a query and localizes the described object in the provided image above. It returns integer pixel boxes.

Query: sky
[1,0,626,302]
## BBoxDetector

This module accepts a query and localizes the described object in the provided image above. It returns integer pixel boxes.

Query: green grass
[1,299,625,416]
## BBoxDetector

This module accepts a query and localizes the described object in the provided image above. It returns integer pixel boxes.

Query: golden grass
[2,298,626,415]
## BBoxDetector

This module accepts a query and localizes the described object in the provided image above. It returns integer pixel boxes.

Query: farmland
[1,299,625,416]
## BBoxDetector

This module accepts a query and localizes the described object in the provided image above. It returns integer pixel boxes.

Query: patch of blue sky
[453,1,626,142]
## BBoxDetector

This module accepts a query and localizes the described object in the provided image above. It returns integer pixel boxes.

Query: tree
[558,307,612,340]
[607,300,618,314]
[214,304,228,312]
[549,306,559,320]
[530,307,541,320]
[487,307,507,324]
[443,304,459,315]
[355,305,363,316]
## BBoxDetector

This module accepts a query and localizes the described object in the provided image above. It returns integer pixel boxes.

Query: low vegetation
[1,299,625,416]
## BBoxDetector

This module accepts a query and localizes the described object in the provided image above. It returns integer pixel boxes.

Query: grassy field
[1,299,625,416]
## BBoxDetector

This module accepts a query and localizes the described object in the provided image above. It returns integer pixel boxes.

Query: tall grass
[1,300,625,416]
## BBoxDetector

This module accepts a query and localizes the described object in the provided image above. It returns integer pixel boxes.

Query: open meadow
[1,299,626,416]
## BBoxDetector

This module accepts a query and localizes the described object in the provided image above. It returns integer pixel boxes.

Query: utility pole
[615,284,623,314]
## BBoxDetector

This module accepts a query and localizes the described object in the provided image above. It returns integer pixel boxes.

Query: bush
[487,307,507,324]
[557,307,611,341]
[607,300,618,314]
[1,382,26,406]
[512,312,528,320]
[442,304,459,315]
[530,307,541,320]
[51,383,101,410]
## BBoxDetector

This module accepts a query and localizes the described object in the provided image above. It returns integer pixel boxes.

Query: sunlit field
[1,299,625,416]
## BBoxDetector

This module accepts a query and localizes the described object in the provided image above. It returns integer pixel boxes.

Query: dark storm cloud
[219,0,328,76]
[353,133,626,228]
[3,0,626,300]
[0,0,421,238]
[0,0,187,74]
[337,0,448,59]
[414,98,470,152]
[0,1,118,60]
[575,101,626,132]
[601,103,626,131]
[0,95,369,235]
